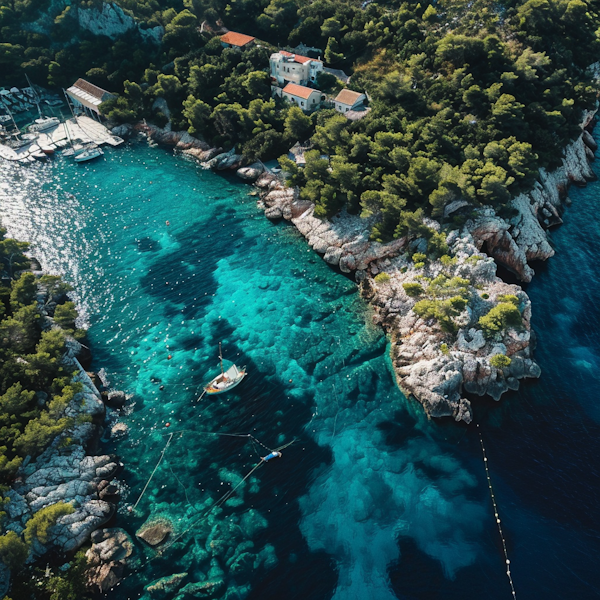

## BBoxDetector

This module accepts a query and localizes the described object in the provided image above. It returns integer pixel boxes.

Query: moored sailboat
[203,343,246,395]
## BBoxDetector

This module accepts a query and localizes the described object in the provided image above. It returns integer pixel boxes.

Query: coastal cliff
[250,113,597,422]
[25,0,163,44]
[132,110,596,423]
[0,277,128,593]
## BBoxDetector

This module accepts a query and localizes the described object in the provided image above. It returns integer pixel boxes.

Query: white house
[334,89,367,114]
[220,31,255,49]
[270,51,323,87]
[282,83,322,113]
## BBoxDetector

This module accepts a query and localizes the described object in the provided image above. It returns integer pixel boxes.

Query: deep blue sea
[1,136,600,600]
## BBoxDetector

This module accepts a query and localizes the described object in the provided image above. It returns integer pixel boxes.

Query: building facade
[334,89,367,114]
[282,83,322,113]
[65,79,115,117]
[270,51,323,87]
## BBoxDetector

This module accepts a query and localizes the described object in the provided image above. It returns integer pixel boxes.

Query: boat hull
[204,371,246,395]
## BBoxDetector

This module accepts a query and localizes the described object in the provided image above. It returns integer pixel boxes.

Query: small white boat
[28,116,60,132]
[203,343,246,395]
[74,145,104,163]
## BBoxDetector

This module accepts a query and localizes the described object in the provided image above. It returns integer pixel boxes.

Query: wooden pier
[0,116,123,163]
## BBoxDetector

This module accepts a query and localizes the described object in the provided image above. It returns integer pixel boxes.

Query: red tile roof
[220,31,255,47]
[283,83,318,99]
[280,51,321,64]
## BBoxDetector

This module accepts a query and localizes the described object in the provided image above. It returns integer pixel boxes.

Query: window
[301,101,304,106]
[346,107,349,112]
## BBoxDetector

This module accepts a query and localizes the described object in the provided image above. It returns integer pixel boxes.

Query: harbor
[0,116,123,163]
[0,78,123,164]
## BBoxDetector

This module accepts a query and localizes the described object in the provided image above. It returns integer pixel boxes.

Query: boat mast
[24,73,43,119]
[1,98,21,138]
[219,342,224,376]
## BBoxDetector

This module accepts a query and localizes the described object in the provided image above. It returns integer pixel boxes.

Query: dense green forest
[1,0,599,237]
[0,228,92,598]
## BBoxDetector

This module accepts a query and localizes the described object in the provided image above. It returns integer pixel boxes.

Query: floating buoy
[167,355,172,360]
[127,506,133,512]
[165,422,171,427]
[289,379,293,383]
[159,385,164,391]
[166,220,170,226]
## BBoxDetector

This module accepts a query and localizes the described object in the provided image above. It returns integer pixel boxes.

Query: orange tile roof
[280,51,321,64]
[335,89,364,106]
[220,31,255,47]
[282,83,318,99]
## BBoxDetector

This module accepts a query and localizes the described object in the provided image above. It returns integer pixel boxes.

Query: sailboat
[24,74,60,133]
[203,343,246,395]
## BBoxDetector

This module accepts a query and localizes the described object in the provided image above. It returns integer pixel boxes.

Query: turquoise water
[1,138,600,599]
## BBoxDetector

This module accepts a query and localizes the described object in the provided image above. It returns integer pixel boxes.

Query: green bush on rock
[24,502,75,546]
[490,354,512,369]
[374,272,390,284]
[479,302,522,336]
[403,282,424,297]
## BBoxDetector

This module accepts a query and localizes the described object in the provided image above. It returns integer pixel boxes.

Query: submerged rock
[176,579,225,598]
[145,572,188,596]
[136,517,173,546]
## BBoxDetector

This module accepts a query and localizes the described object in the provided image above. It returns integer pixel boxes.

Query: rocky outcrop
[25,0,163,43]
[236,162,264,181]
[252,115,597,420]
[203,147,244,171]
[111,124,134,138]
[86,528,134,593]
[360,229,541,422]
[468,110,597,282]
[136,122,213,153]
[77,3,163,43]
[255,173,406,272]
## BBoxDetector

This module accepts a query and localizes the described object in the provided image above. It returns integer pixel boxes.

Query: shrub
[490,354,511,369]
[465,255,484,264]
[374,272,390,284]
[24,502,75,546]
[481,293,489,299]
[0,531,28,571]
[440,343,449,355]
[412,252,426,264]
[479,302,522,336]
[497,294,519,306]
[402,282,424,297]
[414,262,425,269]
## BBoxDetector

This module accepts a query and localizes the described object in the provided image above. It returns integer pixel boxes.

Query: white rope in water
[477,424,517,599]
[131,432,174,512]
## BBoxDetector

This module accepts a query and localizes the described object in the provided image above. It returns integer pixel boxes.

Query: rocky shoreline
[123,109,597,423]
[2,278,132,594]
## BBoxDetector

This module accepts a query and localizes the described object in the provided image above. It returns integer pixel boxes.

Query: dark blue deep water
[1,135,600,600]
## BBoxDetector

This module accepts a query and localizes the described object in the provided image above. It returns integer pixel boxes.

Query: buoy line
[477,423,517,599]
[130,432,174,512]
[110,433,295,592]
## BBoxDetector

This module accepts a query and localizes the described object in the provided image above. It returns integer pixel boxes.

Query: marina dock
[0,116,123,163]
